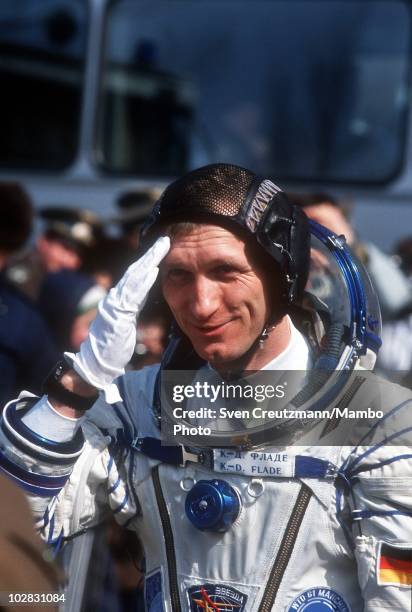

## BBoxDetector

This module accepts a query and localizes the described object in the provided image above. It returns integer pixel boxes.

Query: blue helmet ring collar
[308,219,382,364]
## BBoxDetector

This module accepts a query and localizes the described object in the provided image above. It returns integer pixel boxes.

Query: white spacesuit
[0,164,411,612]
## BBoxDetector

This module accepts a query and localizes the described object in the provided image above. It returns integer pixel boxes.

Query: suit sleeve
[344,382,412,611]
[0,391,141,548]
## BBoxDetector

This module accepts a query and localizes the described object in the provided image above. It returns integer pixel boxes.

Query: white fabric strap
[21,395,84,442]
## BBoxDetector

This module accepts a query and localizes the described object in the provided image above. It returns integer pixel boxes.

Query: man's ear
[247,242,285,320]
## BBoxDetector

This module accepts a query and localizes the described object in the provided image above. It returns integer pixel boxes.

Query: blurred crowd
[2,180,412,611]
[0,183,170,408]
[0,182,170,611]
[286,191,412,379]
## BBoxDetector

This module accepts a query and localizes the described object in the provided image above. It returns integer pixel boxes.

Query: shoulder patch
[377,542,412,587]
[287,587,350,611]
[188,583,248,612]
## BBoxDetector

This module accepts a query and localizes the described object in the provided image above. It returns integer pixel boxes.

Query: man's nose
[189,277,220,321]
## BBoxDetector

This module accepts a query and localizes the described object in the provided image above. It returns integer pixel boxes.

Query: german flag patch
[377,542,412,586]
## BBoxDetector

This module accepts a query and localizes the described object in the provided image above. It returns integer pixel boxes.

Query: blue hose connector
[185,479,241,532]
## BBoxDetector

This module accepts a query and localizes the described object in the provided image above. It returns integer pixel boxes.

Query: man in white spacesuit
[0,164,411,611]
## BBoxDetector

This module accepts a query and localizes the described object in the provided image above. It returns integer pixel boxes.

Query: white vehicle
[0,0,412,248]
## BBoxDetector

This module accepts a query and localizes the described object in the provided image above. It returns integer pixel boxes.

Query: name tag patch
[287,587,350,611]
[213,449,294,477]
[188,583,248,612]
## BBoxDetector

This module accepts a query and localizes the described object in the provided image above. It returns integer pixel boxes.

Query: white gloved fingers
[139,235,171,268]
[69,236,171,400]
[110,266,159,313]
[119,236,170,283]
[134,266,159,312]
[115,236,170,304]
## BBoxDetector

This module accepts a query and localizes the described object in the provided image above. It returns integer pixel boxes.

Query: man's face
[303,203,354,246]
[160,223,277,368]
[37,236,81,272]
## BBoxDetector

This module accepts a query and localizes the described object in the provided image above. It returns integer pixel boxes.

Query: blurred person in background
[105,522,145,612]
[0,183,59,405]
[288,192,412,321]
[6,206,104,301]
[82,235,135,291]
[133,312,169,369]
[393,235,412,282]
[130,291,170,370]
[114,188,162,251]
[0,473,61,612]
[82,521,145,612]
[377,235,412,375]
[378,311,412,376]
[38,269,106,353]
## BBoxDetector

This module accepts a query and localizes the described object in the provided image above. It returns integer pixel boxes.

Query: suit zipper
[258,483,313,612]
[152,464,182,612]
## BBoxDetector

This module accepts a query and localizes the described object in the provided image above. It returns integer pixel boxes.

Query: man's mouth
[192,320,233,336]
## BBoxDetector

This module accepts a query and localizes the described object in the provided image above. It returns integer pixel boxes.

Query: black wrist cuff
[42,359,99,412]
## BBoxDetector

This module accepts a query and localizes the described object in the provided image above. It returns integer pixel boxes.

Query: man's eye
[167,269,189,282]
[215,265,237,275]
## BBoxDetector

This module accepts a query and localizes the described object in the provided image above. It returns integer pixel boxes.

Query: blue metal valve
[185,479,241,532]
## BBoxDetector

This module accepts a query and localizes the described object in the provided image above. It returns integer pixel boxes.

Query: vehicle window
[0,0,87,170]
[99,0,410,183]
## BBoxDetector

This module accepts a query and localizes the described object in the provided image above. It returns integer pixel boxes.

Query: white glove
[66,236,170,403]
